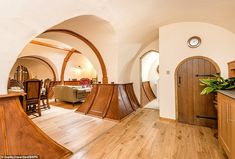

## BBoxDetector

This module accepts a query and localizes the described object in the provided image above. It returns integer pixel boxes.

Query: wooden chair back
[44,78,52,94]
[24,79,42,100]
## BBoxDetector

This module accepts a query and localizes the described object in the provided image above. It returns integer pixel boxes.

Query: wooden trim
[31,40,81,54]
[174,56,220,121]
[139,49,159,60]
[139,50,159,107]
[60,49,76,84]
[102,85,115,118]
[227,60,235,78]
[44,29,108,84]
[0,106,8,154]
[227,60,235,64]
[0,92,26,98]
[141,81,156,106]
[19,56,57,81]
[85,85,98,115]
[142,82,151,101]
[175,56,220,74]
[159,117,176,122]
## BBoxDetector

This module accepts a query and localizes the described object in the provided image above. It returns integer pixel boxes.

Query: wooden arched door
[176,56,220,127]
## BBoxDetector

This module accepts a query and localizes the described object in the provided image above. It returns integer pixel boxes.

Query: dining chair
[40,78,51,109]
[24,79,43,116]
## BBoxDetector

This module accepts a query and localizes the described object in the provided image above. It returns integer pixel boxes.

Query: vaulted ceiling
[0,0,235,92]
[1,0,235,46]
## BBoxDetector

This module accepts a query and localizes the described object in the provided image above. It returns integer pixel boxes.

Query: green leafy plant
[200,74,235,95]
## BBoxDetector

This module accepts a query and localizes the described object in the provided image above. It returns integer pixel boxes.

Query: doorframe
[44,29,109,84]
[174,56,220,121]
[18,56,57,81]
[139,49,159,107]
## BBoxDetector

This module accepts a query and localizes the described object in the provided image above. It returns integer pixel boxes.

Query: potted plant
[200,74,235,95]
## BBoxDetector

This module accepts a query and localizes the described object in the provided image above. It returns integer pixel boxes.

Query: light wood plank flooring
[31,103,116,153]
[31,103,227,159]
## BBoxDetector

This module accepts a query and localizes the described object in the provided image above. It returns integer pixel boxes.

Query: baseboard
[159,117,176,122]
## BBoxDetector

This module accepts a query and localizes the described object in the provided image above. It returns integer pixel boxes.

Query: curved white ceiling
[0,0,235,93]
[1,0,235,45]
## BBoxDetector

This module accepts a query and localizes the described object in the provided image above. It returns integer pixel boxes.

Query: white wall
[148,58,159,96]
[64,53,97,80]
[159,22,235,119]
[38,33,103,82]
[19,44,64,80]
[18,39,107,83]
[129,40,159,101]
[39,15,118,83]
[18,43,97,82]
[141,52,159,96]
[1,1,235,95]
[141,52,159,81]
[9,58,54,80]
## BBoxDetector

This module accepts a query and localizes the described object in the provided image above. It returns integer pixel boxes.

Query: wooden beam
[44,29,108,84]
[30,40,81,54]
[60,48,76,84]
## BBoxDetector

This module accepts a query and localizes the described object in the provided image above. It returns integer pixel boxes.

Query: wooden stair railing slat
[102,85,115,119]
[87,85,114,117]
[84,85,98,115]
[118,85,134,119]
[141,81,156,106]
[76,83,140,121]
[125,84,140,110]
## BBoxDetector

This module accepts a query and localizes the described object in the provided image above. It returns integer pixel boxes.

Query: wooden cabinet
[218,93,235,159]
[218,93,231,157]
[228,61,235,78]
[230,98,235,158]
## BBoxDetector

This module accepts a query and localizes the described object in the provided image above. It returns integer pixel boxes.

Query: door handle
[178,77,181,87]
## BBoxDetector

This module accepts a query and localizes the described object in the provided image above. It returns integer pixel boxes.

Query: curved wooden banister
[76,83,140,120]
[141,81,156,106]
[0,94,72,158]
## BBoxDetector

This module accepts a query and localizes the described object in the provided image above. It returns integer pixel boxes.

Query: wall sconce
[75,65,82,70]
[74,65,82,75]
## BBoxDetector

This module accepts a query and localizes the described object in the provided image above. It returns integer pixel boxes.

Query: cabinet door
[218,94,231,157]
[229,99,235,159]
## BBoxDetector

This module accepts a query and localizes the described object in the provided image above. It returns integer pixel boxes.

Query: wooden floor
[31,102,116,153]
[31,102,227,159]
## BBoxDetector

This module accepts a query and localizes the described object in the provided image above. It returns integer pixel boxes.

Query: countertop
[217,90,235,100]
[0,92,26,99]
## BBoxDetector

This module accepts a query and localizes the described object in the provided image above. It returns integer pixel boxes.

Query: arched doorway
[43,29,108,84]
[19,56,57,81]
[175,56,220,127]
[8,57,56,89]
[4,14,116,158]
[140,50,159,108]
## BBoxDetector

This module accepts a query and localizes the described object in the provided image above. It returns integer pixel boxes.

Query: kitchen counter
[217,90,235,100]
